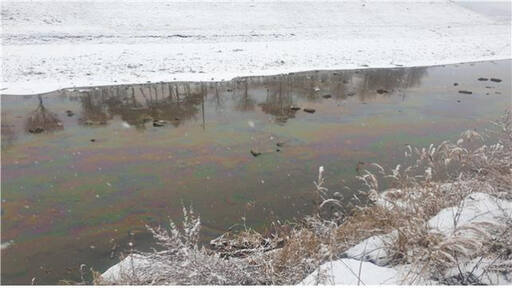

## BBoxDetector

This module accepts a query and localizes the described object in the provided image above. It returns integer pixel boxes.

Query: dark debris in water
[28,127,45,134]
[478,77,488,81]
[490,78,502,83]
[153,120,166,127]
[458,90,473,94]
[376,89,388,94]
[82,119,107,126]
[303,108,316,113]
[250,149,261,157]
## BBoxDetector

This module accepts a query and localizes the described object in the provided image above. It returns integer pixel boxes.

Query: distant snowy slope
[1,1,511,94]
[1,1,502,41]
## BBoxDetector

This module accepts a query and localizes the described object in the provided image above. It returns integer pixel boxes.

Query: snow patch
[341,231,396,266]
[101,254,152,283]
[443,257,512,285]
[300,258,403,285]
[1,241,14,250]
[428,192,512,236]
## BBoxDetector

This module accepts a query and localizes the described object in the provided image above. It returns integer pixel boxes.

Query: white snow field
[1,1,511,95]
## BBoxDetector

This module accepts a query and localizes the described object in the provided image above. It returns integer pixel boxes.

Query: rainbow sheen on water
[1,60,511,284]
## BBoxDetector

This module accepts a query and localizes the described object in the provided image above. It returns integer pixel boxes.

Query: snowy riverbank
[301,192,512,285]
[2,1,511,95]
[100,191,512,285]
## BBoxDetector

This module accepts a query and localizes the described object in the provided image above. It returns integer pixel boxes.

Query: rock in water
[28,127,44,134]
[303,108,316,113]
[153,120,166,127]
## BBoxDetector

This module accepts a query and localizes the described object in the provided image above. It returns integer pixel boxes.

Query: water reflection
[79,90,112,125]
[24,95,63,133]
[74,83,207,128]
[232,79,256,112]
[4,66,428,138]
[1,116,16,149]
[258,79,296,125]
[355,68,427,101]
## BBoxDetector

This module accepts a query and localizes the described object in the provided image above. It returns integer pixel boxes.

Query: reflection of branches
[55,66,428,131]
[288,67,427,103]
[208,83,226,112]
[259,79,297,125]
[25,95,63,133]
[355,68,427,101]
[253,67,427,121]
[79,91,111,125]
[233,79,256,112]
[1,115,16,148]
[77,84,207,128]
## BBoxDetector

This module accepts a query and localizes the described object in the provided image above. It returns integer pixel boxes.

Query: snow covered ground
[1,1,511,95]
[100,192,512,285]
[301,192,512,285]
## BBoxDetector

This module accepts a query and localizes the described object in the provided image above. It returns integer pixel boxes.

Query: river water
[1,60,510,284]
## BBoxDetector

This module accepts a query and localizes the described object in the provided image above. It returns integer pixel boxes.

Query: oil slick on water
[1,60,510,284]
